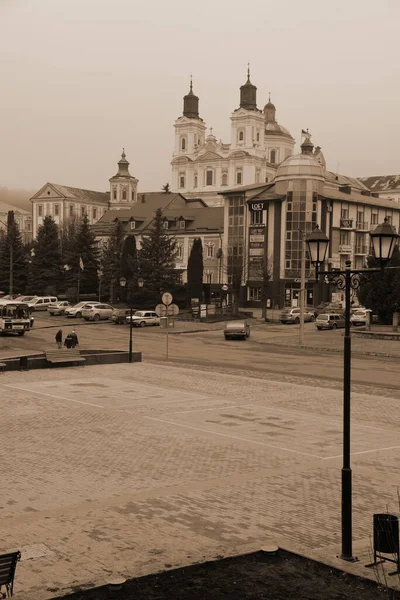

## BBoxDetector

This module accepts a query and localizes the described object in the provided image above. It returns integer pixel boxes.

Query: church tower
[230,66,264,152]
[109,150,138,209]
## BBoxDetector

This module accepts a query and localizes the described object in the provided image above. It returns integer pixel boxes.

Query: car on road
[65,302,93,318]
[127,310,160,327]
[224,320,250,340]
[48,300,71,316]
[280,307,315,324]
[82,303,114,321]
[110,308,132,324]
[315,313,345,330]
[27,296,58,311]
[16,295,37,303]
[350,309,372,326]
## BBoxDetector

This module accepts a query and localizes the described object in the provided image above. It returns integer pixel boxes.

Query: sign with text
[248,225,266,280]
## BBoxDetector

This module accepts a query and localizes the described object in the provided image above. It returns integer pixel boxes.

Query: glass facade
[227,196,245,285]
[285,180,317,278]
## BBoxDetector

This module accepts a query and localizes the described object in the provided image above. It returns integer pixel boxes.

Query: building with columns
[171,71,295,207]
[219,134,400,309]
[30,150,138,238]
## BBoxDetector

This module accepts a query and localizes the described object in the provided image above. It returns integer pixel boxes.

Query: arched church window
[239,131,244,142]
[179,173,185,188]
[236,171,242,185]
[206,169,213,186]
[270,150,276,164]
[181,137,186,151]
[131,190,135,201]
[113,188,117,200]
[194,174,198,188]
[256,132,260,142]
[122,188,127,200]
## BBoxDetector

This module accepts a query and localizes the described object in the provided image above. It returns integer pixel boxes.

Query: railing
[340,219,353,229]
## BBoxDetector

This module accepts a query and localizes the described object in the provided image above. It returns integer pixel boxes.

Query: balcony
[355,245,368,255]
[339,244,352,254]
[356,221,369,231]
[340,218,353,229]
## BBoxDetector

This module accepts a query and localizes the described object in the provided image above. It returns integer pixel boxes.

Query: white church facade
[171,71,296,207]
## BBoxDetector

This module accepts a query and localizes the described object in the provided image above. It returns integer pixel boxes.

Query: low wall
[351,330,400,341]
[0,350,142,372]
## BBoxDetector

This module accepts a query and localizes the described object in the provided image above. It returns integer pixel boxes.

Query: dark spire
[117,148,131,176]
[240,63,257,111]
[183,75,200,119]
[264,92,276,122]
[301,131,314,156]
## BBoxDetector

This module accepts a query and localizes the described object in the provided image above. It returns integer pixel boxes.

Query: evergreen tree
[187,238,203,300]
[138,208,177,297]
[30,216,63,294]
[64,215,99,294]
[162,183,170,193]
[358,246,400,324]
[101,219,126,302]
[120,235,137,303]
[0,211,28,295]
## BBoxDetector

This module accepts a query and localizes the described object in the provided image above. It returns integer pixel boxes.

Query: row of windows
[179,170,243,189]
[37,204,99,220]
[180,135,203,151]
[175,245,217,260]
[112,188,135,201]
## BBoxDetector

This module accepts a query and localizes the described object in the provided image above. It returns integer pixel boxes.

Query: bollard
[393,311,399,333]
[365,311,371,331]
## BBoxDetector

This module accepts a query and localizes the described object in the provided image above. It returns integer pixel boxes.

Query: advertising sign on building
[248,225,266,280]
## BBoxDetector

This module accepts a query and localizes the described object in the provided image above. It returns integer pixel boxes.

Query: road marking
[144,415,325,459]
[324,445,400,459]
[4,384,104,408]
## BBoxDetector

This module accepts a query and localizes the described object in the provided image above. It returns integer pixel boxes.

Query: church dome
[264,100,276,112]
[265,121,293,139]
[275,152,325,182]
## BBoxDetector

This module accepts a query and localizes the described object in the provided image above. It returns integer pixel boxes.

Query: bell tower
[109,149,138,209]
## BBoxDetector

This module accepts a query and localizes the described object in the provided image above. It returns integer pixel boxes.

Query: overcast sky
[1,0,399,193]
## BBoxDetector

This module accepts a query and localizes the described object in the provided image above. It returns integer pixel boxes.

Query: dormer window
[179,219,186,230]
[130,221,136,230]
[163,220,169,230]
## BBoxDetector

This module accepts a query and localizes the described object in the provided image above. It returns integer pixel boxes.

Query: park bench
[0,551,21,598]
[0,363,6,375]
[44,348,85,367]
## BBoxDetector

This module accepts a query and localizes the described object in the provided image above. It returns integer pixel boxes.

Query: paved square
[0,363,399,598]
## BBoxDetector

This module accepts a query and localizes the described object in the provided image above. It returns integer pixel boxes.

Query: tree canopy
[0,211,28,294]
[358,247,400,324]
[30,216,63,294]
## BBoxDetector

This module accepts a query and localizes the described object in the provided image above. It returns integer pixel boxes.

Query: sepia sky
[1,0,399,193]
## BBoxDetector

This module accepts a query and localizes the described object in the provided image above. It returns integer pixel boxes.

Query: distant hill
[0,187,35,212]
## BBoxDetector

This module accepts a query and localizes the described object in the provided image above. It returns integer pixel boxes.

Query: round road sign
[155,304,168,317]
[222,284,228,292]
[162,292,173,306]
[168,303,179,316]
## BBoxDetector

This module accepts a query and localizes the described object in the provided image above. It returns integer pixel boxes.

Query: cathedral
[171,69,296,206]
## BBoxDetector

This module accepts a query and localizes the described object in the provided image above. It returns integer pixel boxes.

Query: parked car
[280,307,315,324]
[27,296,58,311]
[65,302,93,318]
[315,313,345,330]
[110,308,132,324]
[315,302,344,316]
[350,309,372,326]
[224,320,250,340]
[16,295,37,302]
[82,303,114,321]
[48,301,71,316]
[127,310,160,327]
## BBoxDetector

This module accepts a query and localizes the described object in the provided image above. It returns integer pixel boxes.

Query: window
[54,204,59,216]
[181,137,186,151]
[206,169,213,186]
[249,287,262,301]
[265,176,269,183]
[27,223,31,231]
[206,272,212,284]
[176,245,183,259]
[69,205,74,217]
[163,220,169,230]
[113,188,117,200]
[286,231,292,240]
[341,207,349,219]
[131,190,135,201]
[251,210,263,225]
[270,150,276,164]
[47,190,51,195]
[386,214,392,225]
[238,131,244,141]
[179,174,185,188]
[371,211,378,225]
[93,208,97,220]
[255,170,260,183]
[236,171,242,185]
[122,188,127,200]
[222,172,228,186]
[81,206,86,217]
[130,221,136,230]
[38,205,43,217]
[179,219,185,230]
[340,231,349,245]
[194,175,198,188]
[256,132,260,142]
[206,245,214,258]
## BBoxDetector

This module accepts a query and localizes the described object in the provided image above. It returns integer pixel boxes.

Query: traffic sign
[162,292,173,306]
[168,303,179,316]
[155,304,168,317]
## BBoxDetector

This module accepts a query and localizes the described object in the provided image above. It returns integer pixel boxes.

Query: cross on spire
[190,74,193,92]
[247,62,250,79]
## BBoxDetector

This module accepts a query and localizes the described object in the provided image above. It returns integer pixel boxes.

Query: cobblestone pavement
[0,362,399,598]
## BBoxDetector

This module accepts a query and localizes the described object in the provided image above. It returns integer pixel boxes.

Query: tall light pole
[120,276,144,364]
[306,219,399,562]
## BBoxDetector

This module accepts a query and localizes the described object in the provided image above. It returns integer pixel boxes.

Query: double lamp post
[119,276,144,363]
[305,218,399,562]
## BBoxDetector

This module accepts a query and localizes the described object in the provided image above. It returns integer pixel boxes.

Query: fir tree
[30,216,63,294]
[359,246,400,324]
[0,211,28,295]
[101,219,126,302]
[64,215,99,294]
[120,235,137,303]
[187,238,203,300]
[162,183,170,193]
[138,208,177,296]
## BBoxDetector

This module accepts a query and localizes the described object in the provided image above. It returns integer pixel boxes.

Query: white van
[28,296,58,311]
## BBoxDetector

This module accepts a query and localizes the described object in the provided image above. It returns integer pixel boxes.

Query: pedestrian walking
[64,333,73,349]
[71,330,79,348]
[55,329,63,349]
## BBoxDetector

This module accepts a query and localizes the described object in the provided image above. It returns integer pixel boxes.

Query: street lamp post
[306,219,399,562]
[119,276,144,364]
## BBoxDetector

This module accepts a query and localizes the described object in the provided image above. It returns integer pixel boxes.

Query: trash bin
[373,513,399,555]
[19,356,28,371]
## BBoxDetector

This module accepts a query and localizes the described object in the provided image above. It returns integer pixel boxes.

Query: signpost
[156,293,179,360]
